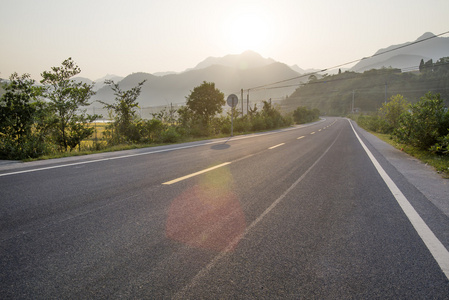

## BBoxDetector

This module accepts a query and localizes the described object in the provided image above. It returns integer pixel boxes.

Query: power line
[244,30,449,92]
[251,57,449,92]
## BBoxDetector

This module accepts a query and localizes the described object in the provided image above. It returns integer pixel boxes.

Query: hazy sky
[1,0,448,81]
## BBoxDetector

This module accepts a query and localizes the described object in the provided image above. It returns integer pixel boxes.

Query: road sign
[227,94,238,107]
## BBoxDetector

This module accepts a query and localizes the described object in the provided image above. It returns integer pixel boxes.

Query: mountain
[92,74,124,91]
[153,71,178,76]
[73,74,124,91]
[92,60,303,116]
[190,50,277,71]
[351,32,449,72]
[72,77,93,85]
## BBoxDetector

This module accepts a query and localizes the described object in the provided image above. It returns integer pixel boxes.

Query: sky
[1,0,448,81]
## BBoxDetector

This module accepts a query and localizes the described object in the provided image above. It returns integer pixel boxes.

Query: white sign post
[227,94,239,137]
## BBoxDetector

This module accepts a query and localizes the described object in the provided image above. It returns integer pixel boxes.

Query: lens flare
[166,166,246,252]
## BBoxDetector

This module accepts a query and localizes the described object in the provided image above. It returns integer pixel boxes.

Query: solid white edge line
[162,162,231,185]
[348,119,449,279]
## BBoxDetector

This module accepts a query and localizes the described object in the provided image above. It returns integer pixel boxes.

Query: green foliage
[66,114,98,151]
[260,100,292,128]
[99,79,146,144]
[293,106,320,124]
[159,127,181,143]
[41,58,99,151]
[379,94,410,132]
[394,92,449,150]
[284,57,449,115]
[0,73,51,159]
[354,94,410,134]
[355,114,389,133]
[430,133,449,155]
[185,81,225,125]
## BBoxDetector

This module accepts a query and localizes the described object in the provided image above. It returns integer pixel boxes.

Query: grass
[371,132,449,178]
[21,124,293,162]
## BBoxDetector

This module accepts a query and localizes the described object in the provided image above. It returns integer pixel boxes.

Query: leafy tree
[185,81,225,125]
[41,58,99,151]
[433,57,449,75]
[379,94,409,131]
[419,59,425,73]
[66,115,97,151]
[423,59,434,73]
[99,79,146,143]
[308,74,317,82]
[293,106,320,124]
[394,92,448,150]
[0,73,48,159]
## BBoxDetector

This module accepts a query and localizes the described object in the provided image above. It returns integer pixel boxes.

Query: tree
[308,74,317,82]
[394,92,448,150]
[293,106,320,124]
[423,59,434,73]
[99,79,146,143]
[419,59,425,73]
[185,81,225,125]
[0,73,48,159]
[379,94,409,130]
[433,57,449,75]
[41,58,98,151]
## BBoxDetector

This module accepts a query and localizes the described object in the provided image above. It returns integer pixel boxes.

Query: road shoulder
[353,121,449,218]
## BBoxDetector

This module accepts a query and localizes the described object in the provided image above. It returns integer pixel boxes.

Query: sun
[224,11,273,54]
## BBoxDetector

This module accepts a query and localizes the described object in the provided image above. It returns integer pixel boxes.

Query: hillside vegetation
[282,57,449,115]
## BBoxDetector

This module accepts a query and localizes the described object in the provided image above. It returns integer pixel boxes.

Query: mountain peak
[191,51,276,71]
[351,32,448,72]
[416,32,436,41]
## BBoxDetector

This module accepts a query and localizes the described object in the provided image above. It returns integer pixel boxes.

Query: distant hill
[72,77,93,85]
[351,32,449,72]
[73,74,124,91]
[190,50,276,71]
[92,62,303,113]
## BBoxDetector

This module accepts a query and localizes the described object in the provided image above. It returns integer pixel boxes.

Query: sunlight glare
[225,11,273,54]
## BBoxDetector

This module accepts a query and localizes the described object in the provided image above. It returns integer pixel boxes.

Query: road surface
[1,117,448,298]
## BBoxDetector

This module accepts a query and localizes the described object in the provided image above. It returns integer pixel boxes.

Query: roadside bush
[160,127,181,143]
[293,106,320,124]
[394,92,449,150]
[357,114,390,133]
[251,115,266,131]
[430,134,449,155]
[234,116,251,133]
[379,94,409,132]
[140,119,164,143]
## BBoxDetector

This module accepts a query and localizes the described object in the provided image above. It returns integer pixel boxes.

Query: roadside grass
[372,132,449,178]
[23,142,165,161]
[21,125,293,162]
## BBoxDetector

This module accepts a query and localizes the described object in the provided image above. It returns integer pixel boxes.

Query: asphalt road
[1,117,448,299]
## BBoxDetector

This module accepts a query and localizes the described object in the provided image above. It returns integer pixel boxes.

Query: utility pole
[352,90,355,113]
[247,90,249,115]
[93,106,97,142]
[241,89,244,116]
[385,82,388,104]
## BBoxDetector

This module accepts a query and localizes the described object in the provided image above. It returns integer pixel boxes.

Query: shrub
[394,92,448,150]
[160,127,181,143]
